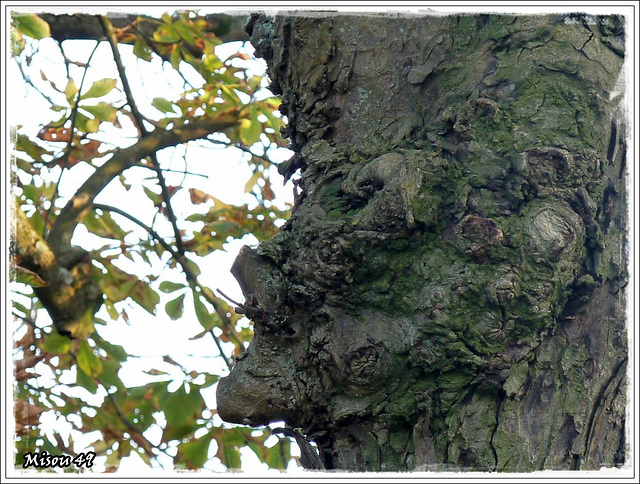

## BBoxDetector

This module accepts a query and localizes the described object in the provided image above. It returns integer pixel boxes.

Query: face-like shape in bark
[217,146,589,432]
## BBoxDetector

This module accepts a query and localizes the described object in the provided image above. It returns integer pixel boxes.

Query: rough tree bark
[216,13,628,472]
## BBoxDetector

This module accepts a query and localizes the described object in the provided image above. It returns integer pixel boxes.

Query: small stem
[208,138,278,167]
[43,40,101,237]
[216,289,242,307]
[91,203,236,369]
[101,16,186,257]
[99,16,147,135]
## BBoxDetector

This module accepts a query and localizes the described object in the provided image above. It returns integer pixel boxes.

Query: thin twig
[100,15,185,256]
[208,329,231,370]
[92,203,236,369]
[160,167,207,178]
[72,349,161,459]
[46,107,239,249]
[216,288,242,307]
[128,23,197,90]
[43,40,101,237]
[12,312,37,328]
[14,57,57,106]
[96,17,241,367]
[99,380,171,468]
[99,16,147,136]
[208,138,278,167]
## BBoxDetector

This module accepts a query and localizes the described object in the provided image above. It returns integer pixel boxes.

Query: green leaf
[193,295,212,330]
[80,102,117,123]
[74,112,100,134]
[258,101,285,142]
[219,441,242,470]
[163,423,199,442]
[97,358,125,392]
[72,309,98,340]
[130,281,160,315]
[76,340,103,378]
[12,14,50,39]
[81,78,117,100]
[84,209,128,239]
[202,53,223,71]
[248,75,263,92]
[186,231,226,256]
[14,134,52,161]
[202,373,220,387]
[184,258,201,278]
[76,366,98,394]
[92,333,128,361]
[133,37,153,61]
[239,117,262,146]
[170,46,182,69]
[42,332,72,355]
[12,300,31,318]
[178,435,213,469]
[244,170,262,193]
[13,266,48,287]
[154,22,180,43]
[265,437,291,469]
[220,84,240,104]
[104,299,118,319]
[65,78,78,105]
[174,19,198,45]
[165,293,185,320]
[163,384,204,428]
[159,281,186,293]
[152,97,176,114]
[142,185,163,206]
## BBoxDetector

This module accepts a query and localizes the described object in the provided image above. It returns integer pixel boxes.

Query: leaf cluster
[11,10,296,472]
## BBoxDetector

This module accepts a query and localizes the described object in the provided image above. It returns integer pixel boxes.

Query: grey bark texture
[216,13,628,472]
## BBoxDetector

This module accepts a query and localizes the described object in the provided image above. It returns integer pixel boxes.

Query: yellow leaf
[65,78,78,105]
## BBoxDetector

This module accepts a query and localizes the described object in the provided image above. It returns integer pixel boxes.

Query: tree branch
[38,12,249,45]
[99,16,147,134]
[44,40,101,237]
[92,203,238,369]
[46,112,240,254]
[12,197,102,335]
[95,376,171,466]
[208,138,278,167]
[100,14,186,257]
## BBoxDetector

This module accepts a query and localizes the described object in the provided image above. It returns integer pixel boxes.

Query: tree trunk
[216,12,628,472]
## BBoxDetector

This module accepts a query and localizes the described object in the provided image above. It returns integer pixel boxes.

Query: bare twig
[91,203,236,369]
[100,17,242,368]
[99,16,147,135]
[43,40,101,237]
[14,57,57,106]
[208,138,278,167]
[101,15,185,256]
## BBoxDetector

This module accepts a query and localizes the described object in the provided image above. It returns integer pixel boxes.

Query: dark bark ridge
[37,12,249,45]
[216,13,628,472]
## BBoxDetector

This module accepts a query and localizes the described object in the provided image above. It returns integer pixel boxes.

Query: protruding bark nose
[217,371,271,426]
[216,353,295,426]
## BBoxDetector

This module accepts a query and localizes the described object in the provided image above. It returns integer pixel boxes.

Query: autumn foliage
[11,11,294,471]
